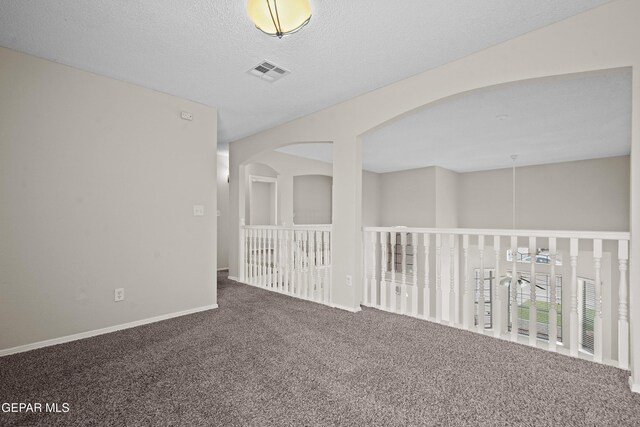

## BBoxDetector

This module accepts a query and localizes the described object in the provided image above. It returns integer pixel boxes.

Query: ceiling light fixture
[247,0,311,39]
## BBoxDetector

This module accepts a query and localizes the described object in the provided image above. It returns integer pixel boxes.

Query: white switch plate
[181,111,193,121]
[346,275,352,287]
[216,210,221,217]
[193,205,205,216]
[114,288,124,302]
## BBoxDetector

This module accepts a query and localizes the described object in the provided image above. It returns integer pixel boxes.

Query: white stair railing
[240,225,332,306]
[363,226,631,369]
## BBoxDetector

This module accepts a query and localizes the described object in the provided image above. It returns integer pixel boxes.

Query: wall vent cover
[247,61,290,83]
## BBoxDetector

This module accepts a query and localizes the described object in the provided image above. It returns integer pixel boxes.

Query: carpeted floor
[2,272,640,426]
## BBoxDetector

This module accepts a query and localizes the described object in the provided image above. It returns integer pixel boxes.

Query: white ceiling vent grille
[247,61,290,83]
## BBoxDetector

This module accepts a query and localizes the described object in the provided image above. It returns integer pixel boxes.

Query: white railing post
[368,232,377,307]
[463,234,470,330]
[618,239,629,370]
[593,239,603,363]
[493,236,501,339]
[549,237,557,352]
[390,232,397,313]
[380,232,388,311]
[449,234,456,326]
[240,223,246,283]
[411,232,419,317]
[570,238,579,357]
[477,235,485,333]
[529,236,537,347]
[510,235,518,343]
[435,233,442,323]
[423,233,431,320]
[323,230,331,304]
[401,232,408,315]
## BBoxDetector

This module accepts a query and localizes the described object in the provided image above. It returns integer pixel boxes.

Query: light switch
[217,210,221,217]
[193,205,205,216]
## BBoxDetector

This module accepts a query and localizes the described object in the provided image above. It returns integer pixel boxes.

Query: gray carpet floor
[2,271,640,426]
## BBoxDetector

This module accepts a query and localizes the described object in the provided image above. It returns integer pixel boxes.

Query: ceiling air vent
[247,60,290,83]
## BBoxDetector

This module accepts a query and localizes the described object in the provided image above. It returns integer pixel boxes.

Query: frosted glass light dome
[247,0,311,38]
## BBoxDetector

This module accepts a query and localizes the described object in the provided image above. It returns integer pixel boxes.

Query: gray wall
[369,156,629,231]
[293,175,333,224]
[379,167,437,227]
[362,171,381,227]
[458,156,630,231]
[0,47,218,351]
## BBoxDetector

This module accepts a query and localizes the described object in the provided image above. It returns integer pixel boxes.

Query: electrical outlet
[346,275,352,287]
[180,111,193,121]
[114,288,124,302]
[193,205,205,216]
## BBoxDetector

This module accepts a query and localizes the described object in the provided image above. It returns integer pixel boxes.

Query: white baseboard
[330,303,362,313]
[217,267,229,271]
[0,304,219,357]
[630,376,640,394]
[228,276,239,281]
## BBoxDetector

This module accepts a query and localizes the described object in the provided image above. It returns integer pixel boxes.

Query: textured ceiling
[0,0,612,150]
[278,69,632,173]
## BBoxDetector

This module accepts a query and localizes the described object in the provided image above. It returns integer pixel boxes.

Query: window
[386,233,414,275]
[507,272,563,342]
[474,269,494,329]
[579,278,596,353]
[506,248,562,266]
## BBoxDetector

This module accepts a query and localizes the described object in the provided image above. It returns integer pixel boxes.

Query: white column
[619,239,630,370]
[330,135,362,311]
[463,235,470,330]
[570,238,579,358]
[548,237,558,352]
[423,233,431,320]
[494,236,502,339]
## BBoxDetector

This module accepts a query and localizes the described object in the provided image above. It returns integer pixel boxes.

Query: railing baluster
[304,231,310,299]
[529,236,537,347]
[240,225,246,283]
[315,230,322,302]
[593,239,603,363]
[463,235,470,330]
[549,237,557,352]
[449,234,456,326]
[618,239,629,369]
[252,229,257,285]
[401,232,408,315]
[510,235,518,343]
[435,233,442,323]
[268,229,274,289]
[478,235,485,334]
[411,232,419,317]
[380,232,388,310]
[494,236,501,339]
[570,238,579,357]
[368,232,377,307]
[390,232,397,313]
[423,233,431,320]
[258,229,264,287]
